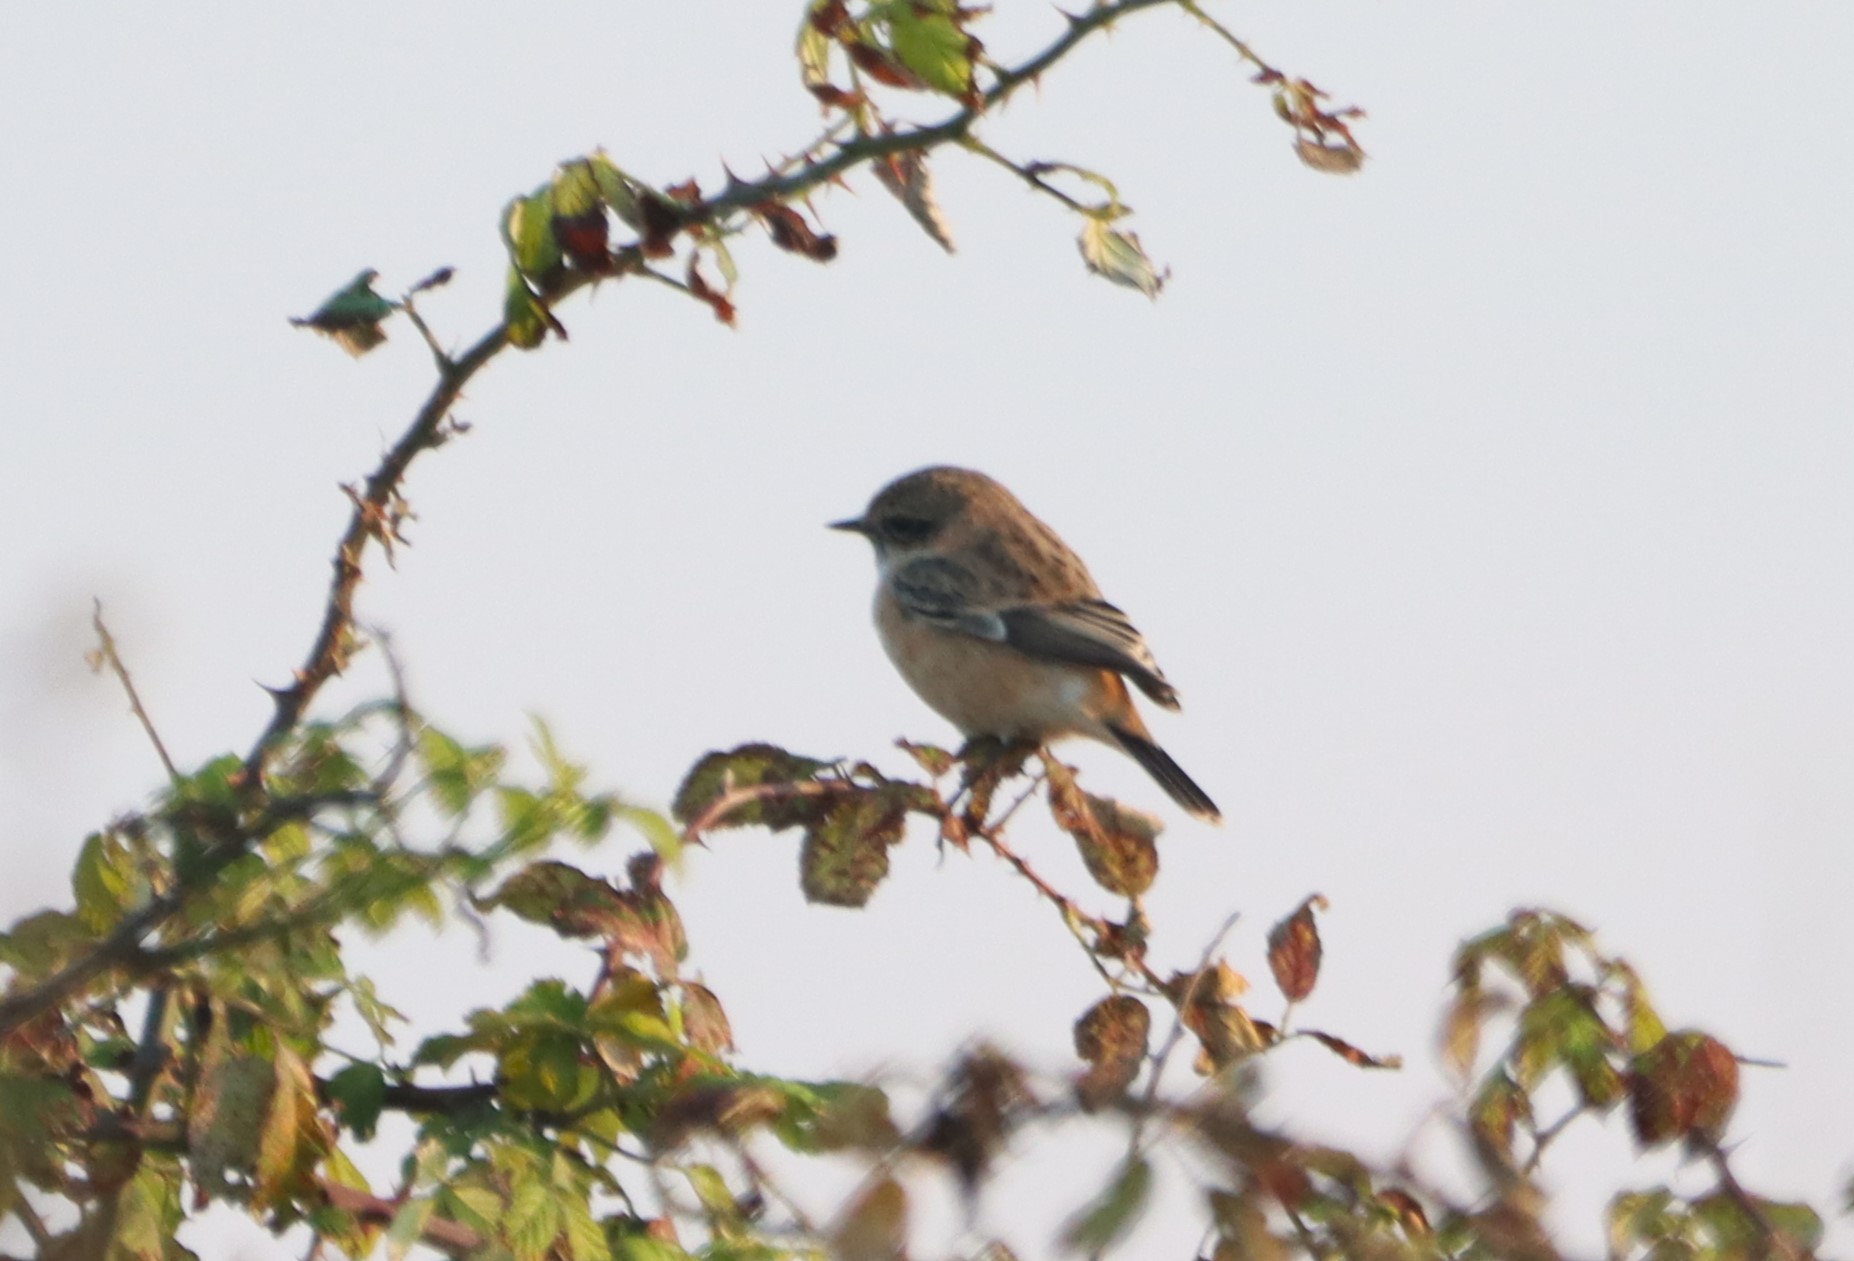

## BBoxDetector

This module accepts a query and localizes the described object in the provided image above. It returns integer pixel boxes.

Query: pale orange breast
[872,586,1133,741]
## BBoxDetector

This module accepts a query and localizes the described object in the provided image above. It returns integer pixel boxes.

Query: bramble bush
[0,3,1828,1258]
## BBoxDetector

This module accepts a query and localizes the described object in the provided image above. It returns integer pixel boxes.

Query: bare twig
[89,601,180,785]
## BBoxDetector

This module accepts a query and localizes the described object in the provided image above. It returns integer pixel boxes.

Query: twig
[962,139,1092,212]
[1129,910,1242,1154]
[242,321,507,782]
[90,601,180,785]
[321,1180,484,1257]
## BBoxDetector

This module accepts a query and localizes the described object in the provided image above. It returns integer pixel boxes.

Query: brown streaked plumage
[832,466,1221,822]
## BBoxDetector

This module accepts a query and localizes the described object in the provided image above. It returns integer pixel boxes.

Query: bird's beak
[828,516,870,535]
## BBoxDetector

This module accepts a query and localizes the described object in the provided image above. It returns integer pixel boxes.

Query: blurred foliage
[1,1,1835,1259]
[0,717,1828,1258]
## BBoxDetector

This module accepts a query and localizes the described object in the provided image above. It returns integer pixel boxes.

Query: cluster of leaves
[0,705,800,1259]
[0,706,1832,1260]
[292,0,1371,361]
[1443,909,1824,1260]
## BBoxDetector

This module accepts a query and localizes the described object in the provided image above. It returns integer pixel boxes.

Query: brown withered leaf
[1048,764,1159,896]
[845,39,926,89]
[1627,1030,1739,1148]
[1073,994,1151,1109]
[1091,906,1149,962]
[680,983,733,1054]
[831,1177,908,1261]
[1468,1071,1530,1171]
[686,256,737,327]
[636,193,687,258]
[756,201,839,261]
[1266,894,1328,1003]
[1301,1029,1400,1070]
[807,83,866,111]
[553,209,612,273]
[808,0,851,38]
[649,1081,787,1149]
[1175,961,1263,1072]
[896,738,955,778]
[1376,1188,1431,1238]
[1294,136,1365,175]
[799,785,912,907]
[919,1045,1036,1195]
[956,737,1032,829]
[873,148,955,253]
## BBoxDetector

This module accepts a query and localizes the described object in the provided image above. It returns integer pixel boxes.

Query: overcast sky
[2,3,1851,1257]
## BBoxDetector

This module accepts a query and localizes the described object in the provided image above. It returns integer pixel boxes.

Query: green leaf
[290,268,396,357]
[1078,217,1167,299]
[386,1196,436,1261]
[562,1193,615,1261]
[553,160,603,219]
[112,1155,186,1259]
[611,1236,697,1261]
[483,860,623,936]
[671,744,834,830]
[504,1032,602,1112]
[799,787,910,907]
[326,1062,387,1140]
[1062,1158,1152,1253]
[616,803,684,867]
[504,267,552,350]
[72,830,134,932]
[885,0,975,99]
[504,188,564,280]
[504,1175,564,1261]
[588,152,643,228]
[420,726,507,817]
[797,3,835,89]
[684,1163,740,1221]
[0,909,92,977]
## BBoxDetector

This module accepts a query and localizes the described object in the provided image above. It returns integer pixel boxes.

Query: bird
[831,466,1221,822]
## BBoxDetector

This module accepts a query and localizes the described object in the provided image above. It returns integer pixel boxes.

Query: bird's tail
[1106,722,1222,823]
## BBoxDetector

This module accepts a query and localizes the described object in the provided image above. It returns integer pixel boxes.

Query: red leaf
[808,83,866,111]
[846,40,925,89]
[686,257,737,327]
[755,202,839,262]
[1266,894,1327,1002]
[553,209,612,272]
[637,195,686,258]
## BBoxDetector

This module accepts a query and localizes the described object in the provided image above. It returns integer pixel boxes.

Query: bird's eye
[879,514,934,545]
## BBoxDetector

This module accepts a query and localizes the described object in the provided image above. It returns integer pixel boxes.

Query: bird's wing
[997,598,1180,709]
[890,558,1180,710]
[889,556,1009,639]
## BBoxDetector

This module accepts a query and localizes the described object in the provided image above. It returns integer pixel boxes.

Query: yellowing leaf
[1078,217,1167,298]
[873,148,955,253]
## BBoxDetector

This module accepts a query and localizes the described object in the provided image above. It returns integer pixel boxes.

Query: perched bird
[832,466,1221,822]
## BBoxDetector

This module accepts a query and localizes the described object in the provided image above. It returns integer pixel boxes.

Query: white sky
[2,3,1851,1257]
